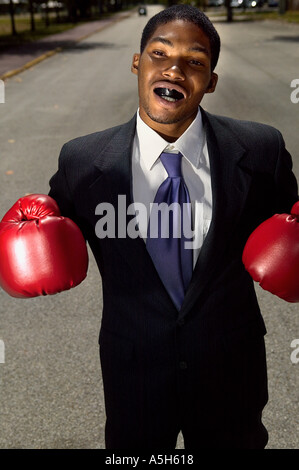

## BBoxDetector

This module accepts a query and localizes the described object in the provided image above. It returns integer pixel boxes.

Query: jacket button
[179,361,187,370]
[177,318,185,327]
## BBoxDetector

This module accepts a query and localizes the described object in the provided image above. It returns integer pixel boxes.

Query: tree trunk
[28,0,35,32]
[9,0,17,36]
[225,0,233,22]
[98,0,103,15]
[45,1,50,27]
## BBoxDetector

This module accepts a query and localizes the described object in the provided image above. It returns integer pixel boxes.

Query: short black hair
[140,5,221,72]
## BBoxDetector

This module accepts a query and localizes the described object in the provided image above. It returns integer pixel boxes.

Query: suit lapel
[87,115,178,311]
[87,114,147,254]
[91,116,136,206]
[179,109,253,318]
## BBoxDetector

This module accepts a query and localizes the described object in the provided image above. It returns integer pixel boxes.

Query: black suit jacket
[49,108,298,448]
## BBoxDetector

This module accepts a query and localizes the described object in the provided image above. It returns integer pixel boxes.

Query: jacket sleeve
[48,143,79,226]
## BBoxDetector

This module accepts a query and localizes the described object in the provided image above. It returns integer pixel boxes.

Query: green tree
[64,0,94,20]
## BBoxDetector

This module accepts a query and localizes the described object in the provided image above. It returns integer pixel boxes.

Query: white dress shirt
[132,107,213,267]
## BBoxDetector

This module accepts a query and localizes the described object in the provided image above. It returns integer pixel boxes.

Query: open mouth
[154,87,185,103]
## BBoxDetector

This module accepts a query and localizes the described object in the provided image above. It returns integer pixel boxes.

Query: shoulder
[59,115,136,165]
[203,109,283,148]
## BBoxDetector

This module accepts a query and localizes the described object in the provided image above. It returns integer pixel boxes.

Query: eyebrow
[149,37,173,47]
[149,36,209,55]
[189,45,209,55]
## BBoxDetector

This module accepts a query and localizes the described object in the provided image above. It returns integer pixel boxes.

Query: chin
[145,107,184,125]
[149,114,182,125]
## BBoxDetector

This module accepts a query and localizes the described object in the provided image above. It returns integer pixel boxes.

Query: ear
[131,53,140,75]
[205,73,218,94]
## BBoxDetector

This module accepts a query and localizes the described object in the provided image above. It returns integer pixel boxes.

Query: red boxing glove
[242,201,299,302]
[0,194,88,298]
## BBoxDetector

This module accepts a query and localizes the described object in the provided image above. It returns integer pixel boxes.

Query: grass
[0,13,87,48]
[0,9,128,49]
[0,7,298,50]
[207,7,299,23]
[235,9,299,23]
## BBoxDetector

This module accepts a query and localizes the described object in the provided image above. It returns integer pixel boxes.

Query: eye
[189,59,203,66]
[152,50,166,57]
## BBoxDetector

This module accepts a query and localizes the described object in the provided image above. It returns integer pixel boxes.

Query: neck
[139,110,197,143]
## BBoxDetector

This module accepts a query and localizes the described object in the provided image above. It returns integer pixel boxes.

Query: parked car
[246,0,265,6]
[230,0,244,7]
[268,0,278,6]
[231,0,264,6]
[207,0,224,6]
[138,5,147,15]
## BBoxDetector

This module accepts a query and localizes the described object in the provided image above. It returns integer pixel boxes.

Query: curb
[0,47,62,80]
[0,10,135,81]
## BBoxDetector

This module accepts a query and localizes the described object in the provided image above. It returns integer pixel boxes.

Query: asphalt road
[0,5,298,449]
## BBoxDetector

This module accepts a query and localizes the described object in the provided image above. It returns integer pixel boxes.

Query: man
[49,5,298,449]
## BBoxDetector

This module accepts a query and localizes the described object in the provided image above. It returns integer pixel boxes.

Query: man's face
[131,20,218,138]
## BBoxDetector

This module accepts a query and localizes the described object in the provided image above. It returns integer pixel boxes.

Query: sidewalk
[0,9,135,80]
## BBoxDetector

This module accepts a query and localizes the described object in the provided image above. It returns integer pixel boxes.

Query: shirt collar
[136,107,205,171]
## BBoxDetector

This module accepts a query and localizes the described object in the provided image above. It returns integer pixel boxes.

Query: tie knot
[160,152,182,178]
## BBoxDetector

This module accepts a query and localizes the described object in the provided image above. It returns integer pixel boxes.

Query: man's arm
[274,129,298,213]
[49,143,78,224]
[242,129,299,302]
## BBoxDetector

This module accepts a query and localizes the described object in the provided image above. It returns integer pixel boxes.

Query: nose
[162,64,185,81]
